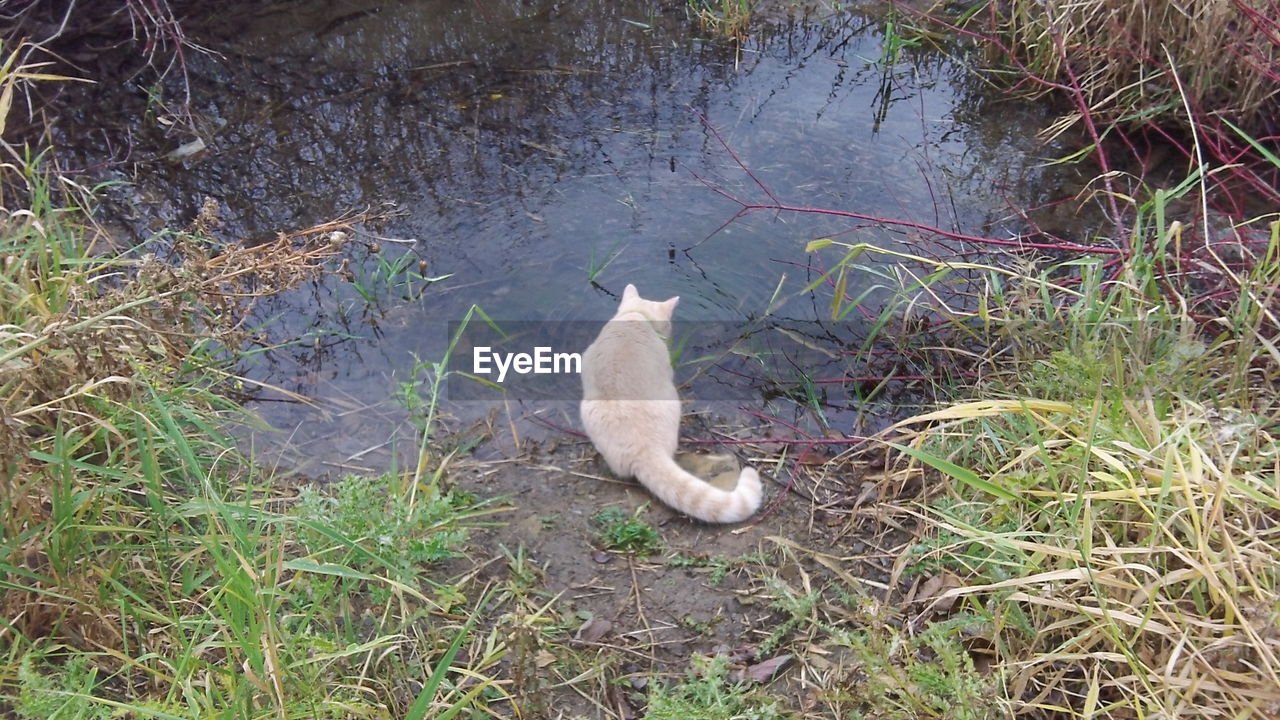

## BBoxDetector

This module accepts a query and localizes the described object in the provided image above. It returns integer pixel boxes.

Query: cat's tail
[634,451,763,524]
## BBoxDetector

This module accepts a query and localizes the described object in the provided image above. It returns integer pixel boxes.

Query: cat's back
[582,317,674,402]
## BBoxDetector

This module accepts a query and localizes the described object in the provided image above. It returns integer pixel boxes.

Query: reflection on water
[70,0,1088,476]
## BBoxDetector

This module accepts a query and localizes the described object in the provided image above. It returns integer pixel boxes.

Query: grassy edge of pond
[0,156,517,716]
[3,7,1280,720]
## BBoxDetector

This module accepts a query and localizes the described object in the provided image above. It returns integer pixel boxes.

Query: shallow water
[70,0,1090,474]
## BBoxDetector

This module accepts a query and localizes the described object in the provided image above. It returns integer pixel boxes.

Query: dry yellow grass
[801,180,1278,716]
[976,0,1280,139]
[894,397,1279,717]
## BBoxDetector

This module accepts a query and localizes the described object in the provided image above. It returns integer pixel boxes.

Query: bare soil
[435,414,909,719]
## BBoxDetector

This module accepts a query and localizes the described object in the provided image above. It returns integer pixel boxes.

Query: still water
[81,1,1085,473]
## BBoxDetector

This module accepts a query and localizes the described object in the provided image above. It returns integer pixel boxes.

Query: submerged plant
[586,237,625,285]
[687,0,754,43]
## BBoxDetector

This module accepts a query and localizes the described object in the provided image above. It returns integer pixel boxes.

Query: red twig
[689,107,782,208]
[526,413,872,448]
[810,373,978,384]
[687,107,1123,256]
[691,185,1125,255]
[739,408,815,439]
[685,436,873,446]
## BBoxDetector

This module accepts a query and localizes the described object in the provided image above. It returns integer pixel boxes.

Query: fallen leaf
[746,654,791,683]
[535,650,557,668]
[166,137,206,162]
[574,617,612,644]
[916,572,963,612]
[797,452,829,466]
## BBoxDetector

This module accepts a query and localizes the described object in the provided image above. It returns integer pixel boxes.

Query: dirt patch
[440,421,910,718]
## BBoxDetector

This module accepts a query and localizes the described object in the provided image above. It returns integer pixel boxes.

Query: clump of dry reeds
[0,184,397,712]
[776,135,1279,715]
[890,397,1279,716]
[0,199,355,472]
[912,0,1280,204]
[876,209,1280,715]
[688,0,754,45]
[977,0,1280,134]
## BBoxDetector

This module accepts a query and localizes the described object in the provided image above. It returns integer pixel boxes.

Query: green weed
[593,506,662,554]
[758,575,821,656]
[643,655,781,720]
[13,651,113,720]
[667,553,732,584]
[291,473,479,598]
[687,0,753,43]
[835,618,999,720]
[344,242,452,309]
[585,237,625,285]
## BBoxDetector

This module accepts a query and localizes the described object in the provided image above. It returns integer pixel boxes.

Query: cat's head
[618,284,678,334]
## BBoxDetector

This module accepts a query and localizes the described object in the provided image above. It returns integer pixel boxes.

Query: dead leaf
[746,654,791,683]
[797,450,829,466]
[535,650,557,668]
[916,572,963,611]
[574,617,612,644]
[907,572,965,632]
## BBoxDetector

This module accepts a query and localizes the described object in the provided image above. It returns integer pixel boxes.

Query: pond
[69,0,1090,475]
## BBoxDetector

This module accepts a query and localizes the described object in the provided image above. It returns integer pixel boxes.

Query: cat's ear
[623,284,639,300]
[661,296,679,315]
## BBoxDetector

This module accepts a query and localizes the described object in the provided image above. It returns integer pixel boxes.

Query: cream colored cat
[580,284,763,523]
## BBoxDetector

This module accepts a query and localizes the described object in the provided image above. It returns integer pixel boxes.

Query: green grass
[643,655,781,720]
[0,158,509,716]
[667,553,733,584]
[593,505,663,554]
[687,0,753,43]
[874,6,925,69]
[799,145,1280,716]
